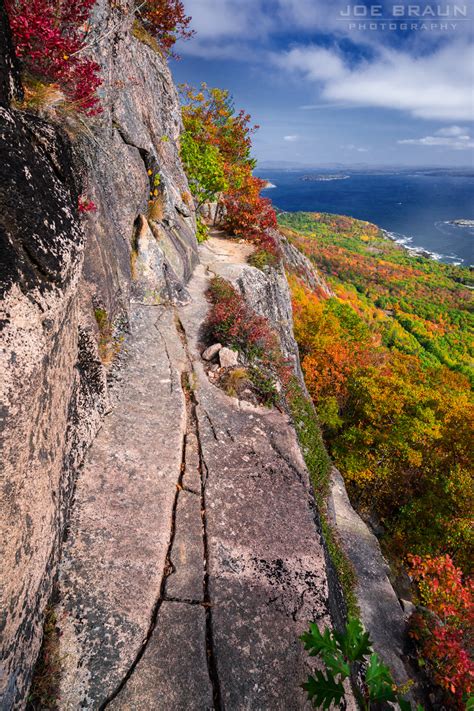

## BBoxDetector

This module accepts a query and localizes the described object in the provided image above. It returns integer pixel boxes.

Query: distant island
[262,181,277,189]
[300,174,350,182]
[447,219,474,228]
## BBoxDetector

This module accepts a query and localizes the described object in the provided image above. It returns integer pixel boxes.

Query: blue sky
[171,0,474,167]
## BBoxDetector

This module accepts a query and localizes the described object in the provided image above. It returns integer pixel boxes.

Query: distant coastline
[380,228,446,263]
[300,174,350,182]
[255,168,474,266]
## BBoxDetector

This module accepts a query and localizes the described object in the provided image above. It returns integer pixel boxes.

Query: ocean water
[257,169,474,267]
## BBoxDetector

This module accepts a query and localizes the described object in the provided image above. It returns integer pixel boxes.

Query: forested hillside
[279,211,473,706]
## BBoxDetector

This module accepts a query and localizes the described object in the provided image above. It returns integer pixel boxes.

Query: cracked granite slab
[54,304,187,709]
[177,264,337,710]
[165,489,205,602]
[109,601,213,711]
[51,253,352,710]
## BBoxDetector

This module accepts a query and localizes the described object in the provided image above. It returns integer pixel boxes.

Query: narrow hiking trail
[54,235,344,710]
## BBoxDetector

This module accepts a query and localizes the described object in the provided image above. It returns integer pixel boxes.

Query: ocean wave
[381,229,465,265]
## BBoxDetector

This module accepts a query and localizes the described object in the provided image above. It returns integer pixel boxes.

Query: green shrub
[248,249,279,271]
[249,365,279,406]
[196,215,209,243]
[180,131,228,207]
[302,617,422,710]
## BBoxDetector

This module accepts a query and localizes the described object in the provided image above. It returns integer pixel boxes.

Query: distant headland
[300,174,350,182]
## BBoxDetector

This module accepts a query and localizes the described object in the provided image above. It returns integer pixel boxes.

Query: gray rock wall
[0,2,198,706]
[79,0,198,318]
[0,106,89,709]
[0,1,21,107]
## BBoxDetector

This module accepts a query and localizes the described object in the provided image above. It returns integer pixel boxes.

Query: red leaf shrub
[224,174,279,255]
[206,277,278,359]
[206,277,292,388]
[139,0,194,56]
[78,195,97,213]
[5,0,101,114]
[409,554,474,707]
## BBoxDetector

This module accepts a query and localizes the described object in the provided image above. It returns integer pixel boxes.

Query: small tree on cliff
[138,0,194,57]
[180,83,279,254]
[180,131,228,208]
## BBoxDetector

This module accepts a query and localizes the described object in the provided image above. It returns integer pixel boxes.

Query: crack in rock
[102,317,221,710]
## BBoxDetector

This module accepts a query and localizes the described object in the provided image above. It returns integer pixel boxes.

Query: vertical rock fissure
[99,373,189,709]
[173,309,222,710]
[100,311,222,709]
[190,386,223,711]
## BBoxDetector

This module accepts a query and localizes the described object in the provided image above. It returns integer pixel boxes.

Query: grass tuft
[94,307,121,366]
[131,19,162,54]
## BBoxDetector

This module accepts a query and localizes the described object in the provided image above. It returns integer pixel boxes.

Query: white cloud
[343,144,369,152]
[180,0,347,44]
[179,0,474,125]
[280,46,345,81]
[435,125,468,137]
[274,41,474,122]
[179,0,268,40]
[398,131,474,150]
[284,135,299,142]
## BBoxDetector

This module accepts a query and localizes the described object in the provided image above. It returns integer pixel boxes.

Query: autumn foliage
[5,0,102,114]
[206,277,279,361]
[180,84,279,255]
[409,554,473,707]
[223,172,278,253]
[205,277,292,397]
[284,211,474,704]
[139,0,194,56]
[6,0,195,114]
[283,212,473,571]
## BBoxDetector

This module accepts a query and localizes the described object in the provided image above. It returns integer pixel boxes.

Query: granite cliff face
[0,1,198,704]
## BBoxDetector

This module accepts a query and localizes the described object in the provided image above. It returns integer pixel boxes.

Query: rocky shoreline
[447,218,474,228]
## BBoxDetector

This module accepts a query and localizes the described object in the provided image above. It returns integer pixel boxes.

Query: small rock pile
[202,343,239,370]
[201,343,258,402]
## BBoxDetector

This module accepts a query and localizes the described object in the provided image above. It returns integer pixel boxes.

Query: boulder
[219,347,239,368]
[202,343,222,361]
[400,599,416,617]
